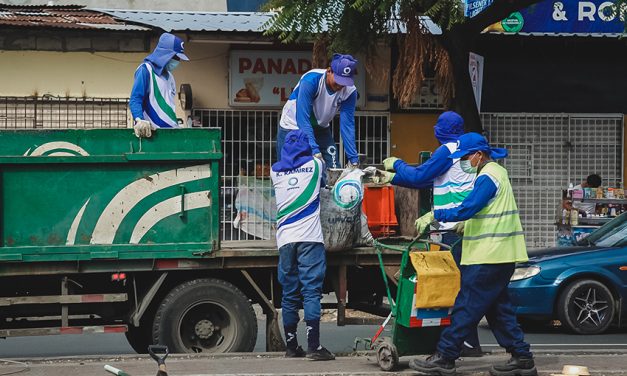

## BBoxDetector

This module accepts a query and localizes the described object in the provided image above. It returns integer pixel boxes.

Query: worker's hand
[414,211,435,236]
[134,119,155,138]
[372,170,395,185]
[382,157,400,171]
[453,221,465,235]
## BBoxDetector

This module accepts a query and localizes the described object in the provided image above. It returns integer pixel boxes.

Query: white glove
[134,119,155,138]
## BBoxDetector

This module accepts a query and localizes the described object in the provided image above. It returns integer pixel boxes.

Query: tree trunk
[442,29,483,133]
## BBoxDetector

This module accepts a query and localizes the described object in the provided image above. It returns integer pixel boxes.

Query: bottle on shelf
[570,209,578,226]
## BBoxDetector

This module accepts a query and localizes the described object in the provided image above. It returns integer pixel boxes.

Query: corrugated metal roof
[94,10,274,33]
[0,4,149,31]
[95,9,443,35]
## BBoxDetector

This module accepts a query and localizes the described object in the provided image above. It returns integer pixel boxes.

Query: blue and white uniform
[271,130,327,353]
[272,158,324,248]
[130,63,178,128]
[129,33,188,129]
[278,69,359,166]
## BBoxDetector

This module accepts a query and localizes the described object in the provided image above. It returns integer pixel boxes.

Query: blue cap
[330,53,357,87]
[449,132,508,160]
[157,33,189,61]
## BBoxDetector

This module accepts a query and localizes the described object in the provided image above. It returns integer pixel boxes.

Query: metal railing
[0,96,130,129]
[193,108,390,241]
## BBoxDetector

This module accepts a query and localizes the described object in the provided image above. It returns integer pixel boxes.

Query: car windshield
[580,212,627,247]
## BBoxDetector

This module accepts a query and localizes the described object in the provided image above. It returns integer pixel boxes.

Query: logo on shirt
[288,177,298,186]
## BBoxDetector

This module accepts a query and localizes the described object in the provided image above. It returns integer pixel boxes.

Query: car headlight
[510,266,541,281]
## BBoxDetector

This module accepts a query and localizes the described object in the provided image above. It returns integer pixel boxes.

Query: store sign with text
[485,0,626,34]
[229,50,366,108]
[465,0,494,18]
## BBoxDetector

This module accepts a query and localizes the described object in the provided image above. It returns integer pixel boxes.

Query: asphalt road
[0,323,625,358]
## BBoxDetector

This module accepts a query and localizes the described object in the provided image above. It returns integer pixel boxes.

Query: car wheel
[152,278,257,353]
[557,279,615,334]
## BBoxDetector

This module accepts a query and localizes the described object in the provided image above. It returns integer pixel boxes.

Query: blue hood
[144,33,188,76]
[272,130,314,172]
[434,111,464,144]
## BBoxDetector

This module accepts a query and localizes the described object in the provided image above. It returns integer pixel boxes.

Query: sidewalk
[3,350,627,376]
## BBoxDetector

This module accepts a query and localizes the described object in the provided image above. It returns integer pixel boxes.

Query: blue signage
[465,0,495,17]
[514,0,625,34]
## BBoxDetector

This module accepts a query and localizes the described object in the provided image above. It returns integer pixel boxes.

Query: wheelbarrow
[369,234,457,371]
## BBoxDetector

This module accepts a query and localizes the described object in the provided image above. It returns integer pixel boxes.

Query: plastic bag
[320,168,370,251]
[410,251,460,309]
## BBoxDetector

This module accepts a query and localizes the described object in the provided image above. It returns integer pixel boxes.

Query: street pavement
[2,351,627,376]
[0,323,625,357]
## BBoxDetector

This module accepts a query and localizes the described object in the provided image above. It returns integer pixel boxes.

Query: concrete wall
[0,50,145,98]
[4,0,227,11]
[0,35,391,119]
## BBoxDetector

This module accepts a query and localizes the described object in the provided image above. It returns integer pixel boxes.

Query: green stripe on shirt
[277,161,320,221]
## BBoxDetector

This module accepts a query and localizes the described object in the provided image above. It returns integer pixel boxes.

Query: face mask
[166,59,180,72]
[461,153,481,174]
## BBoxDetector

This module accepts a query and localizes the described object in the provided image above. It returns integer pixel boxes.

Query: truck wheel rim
[178,301,237,353]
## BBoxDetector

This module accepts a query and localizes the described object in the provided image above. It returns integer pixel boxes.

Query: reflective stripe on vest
[142,63,178,128]
[432,142,476,230]
[461,162,529,265]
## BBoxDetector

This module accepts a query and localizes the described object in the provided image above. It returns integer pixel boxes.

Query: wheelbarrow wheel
[376,340,399,372]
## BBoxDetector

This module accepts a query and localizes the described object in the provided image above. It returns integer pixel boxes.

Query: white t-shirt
[271,158,324,248]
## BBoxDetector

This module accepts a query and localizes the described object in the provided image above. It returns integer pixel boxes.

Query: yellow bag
[410,251,460,309]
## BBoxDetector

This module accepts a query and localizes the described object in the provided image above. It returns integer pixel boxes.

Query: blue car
[509,212,627,334]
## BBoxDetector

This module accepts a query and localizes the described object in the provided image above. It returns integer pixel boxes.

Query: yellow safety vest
[462,162,529,265]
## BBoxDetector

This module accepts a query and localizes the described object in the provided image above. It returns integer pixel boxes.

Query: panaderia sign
[228,50,366,108]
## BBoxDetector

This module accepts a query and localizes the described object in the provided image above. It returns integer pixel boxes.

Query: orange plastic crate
[362,185,399,237]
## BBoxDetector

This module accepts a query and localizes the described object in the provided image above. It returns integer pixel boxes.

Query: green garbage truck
[0,128,401,354]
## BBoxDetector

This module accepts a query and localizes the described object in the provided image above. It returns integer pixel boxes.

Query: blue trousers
[440,232,481,350]
[278,242,327,327]
[276,126,339,168]
[437,262,532,360]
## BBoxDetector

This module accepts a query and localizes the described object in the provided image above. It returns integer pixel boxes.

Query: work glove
[134,119,155,138]
[453,221,465,235]
[382,157,400,171]
[414,211,435,237]
[372,170,395,185]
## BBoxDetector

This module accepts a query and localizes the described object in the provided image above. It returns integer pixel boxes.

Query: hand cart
[370,235,455,371]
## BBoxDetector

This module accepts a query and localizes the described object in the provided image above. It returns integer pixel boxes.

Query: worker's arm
[434,174,498,222]
[339,91,359,165]
[295,78,321,154]
[129,65,149,120]
[390,145,453,189]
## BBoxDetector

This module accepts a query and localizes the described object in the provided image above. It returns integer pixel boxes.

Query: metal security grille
[193,108,390,241]
[482,113,623,248]
[0,96,129,129]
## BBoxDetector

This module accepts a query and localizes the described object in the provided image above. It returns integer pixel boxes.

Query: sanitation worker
[276,53,360,171]
[129,32,189,138]
[411,132,535,376]
[377,111,483,357]
[270,130,335,361]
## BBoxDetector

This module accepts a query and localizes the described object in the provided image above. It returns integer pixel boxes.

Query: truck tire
[557,279,615,334]
[152,278,257,353]
[125,322,154,354]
